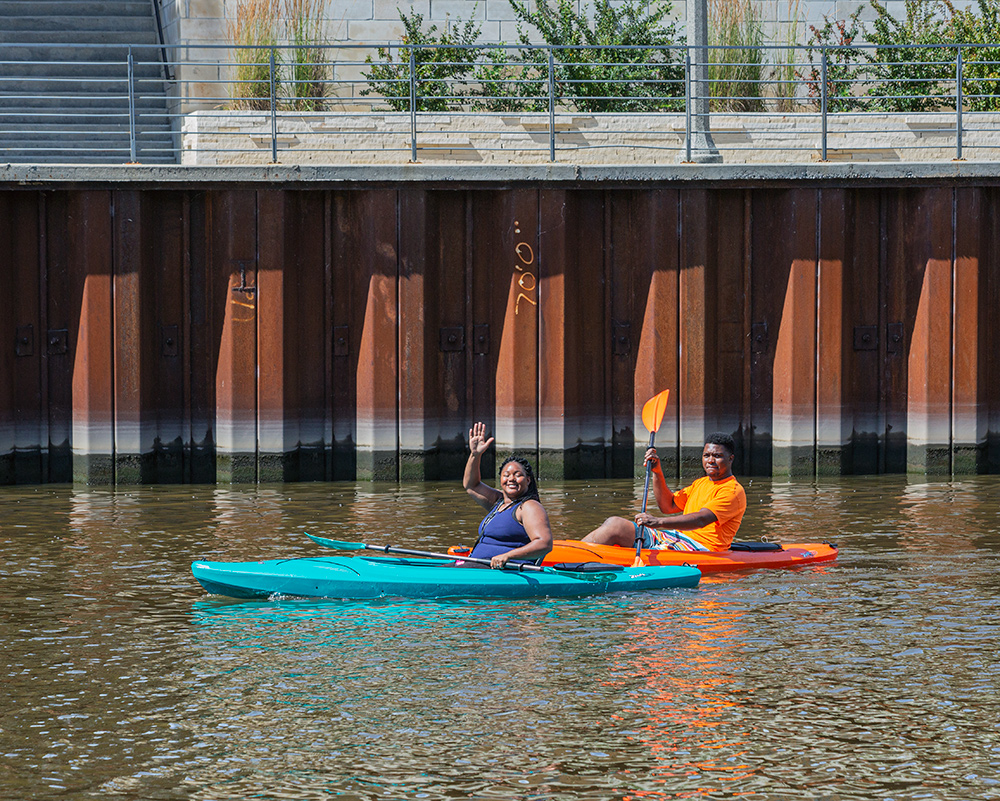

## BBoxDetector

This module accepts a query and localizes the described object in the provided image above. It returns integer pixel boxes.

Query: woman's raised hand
[469,421,495,456]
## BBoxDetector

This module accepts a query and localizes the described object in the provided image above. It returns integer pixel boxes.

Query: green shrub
[362,12,484,112]
[507,0,684,112]
[865,0,955,111]
[804,10,866,111]
[471,46,549,113]
[951,0,1000,110]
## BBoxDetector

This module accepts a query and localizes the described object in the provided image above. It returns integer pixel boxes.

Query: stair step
[0,106,169,121]
[2,137,175,150]
[0,114,171,129]
[0,75,168,93]
[0,1,154,17]
[0,104,171,119]
[0,31,158,45]
[0,15,157,32]
[0,44,167,63]
[0,151,178,164]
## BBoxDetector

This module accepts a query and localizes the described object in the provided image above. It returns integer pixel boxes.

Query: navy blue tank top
[470,500,538,563]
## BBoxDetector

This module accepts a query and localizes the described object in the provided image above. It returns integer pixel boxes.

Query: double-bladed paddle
[304,532,621,582]
[634,389,670,567]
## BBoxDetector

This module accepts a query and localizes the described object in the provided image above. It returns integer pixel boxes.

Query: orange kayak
[539,539,839,574]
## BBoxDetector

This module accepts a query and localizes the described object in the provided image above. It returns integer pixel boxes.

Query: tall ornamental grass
[285,0,329,110]
[709,0,766,111]
[769,0,802,111]
[228,0,281,110]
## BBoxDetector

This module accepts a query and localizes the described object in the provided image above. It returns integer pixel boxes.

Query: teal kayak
[191,555,700,600]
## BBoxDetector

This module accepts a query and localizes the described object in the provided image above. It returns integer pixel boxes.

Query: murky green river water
[2,476,999,800]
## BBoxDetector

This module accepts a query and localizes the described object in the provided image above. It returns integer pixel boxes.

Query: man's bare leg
[581,516,638,547]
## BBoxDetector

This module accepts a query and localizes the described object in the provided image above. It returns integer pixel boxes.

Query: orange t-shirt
[671,475,747,551]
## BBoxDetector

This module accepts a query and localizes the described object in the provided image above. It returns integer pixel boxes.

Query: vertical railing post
[548,48,556,162]
[821,47,828,161]
[409,48,418,162]
[956,47,964,160]
[127,46,137,162]
[269,47,277,163]
[684,50,692,162]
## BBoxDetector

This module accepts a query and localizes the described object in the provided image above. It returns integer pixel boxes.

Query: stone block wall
[179,110,995,165]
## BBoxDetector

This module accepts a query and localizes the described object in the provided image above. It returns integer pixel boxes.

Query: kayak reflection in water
[582,432,747,553]
[462,421,553,569]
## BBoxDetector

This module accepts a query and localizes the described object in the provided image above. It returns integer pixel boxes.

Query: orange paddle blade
[632,554,647,567]
[641,389,670,434]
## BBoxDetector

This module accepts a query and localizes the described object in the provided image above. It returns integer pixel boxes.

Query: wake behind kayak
[191,555,700,600]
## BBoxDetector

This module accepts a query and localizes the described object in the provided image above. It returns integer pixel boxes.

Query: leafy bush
[470,47,548,113]
[362,12,484,112]
[804,10,866,111]
[361,0,683,113]
[507,0,684,112]
[951,0,1000,110]
[864,0,955,111]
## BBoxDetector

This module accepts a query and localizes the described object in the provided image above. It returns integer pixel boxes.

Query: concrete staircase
[0,0,175,164]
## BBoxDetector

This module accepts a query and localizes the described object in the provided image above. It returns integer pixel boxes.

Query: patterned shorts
[634,523,711,552]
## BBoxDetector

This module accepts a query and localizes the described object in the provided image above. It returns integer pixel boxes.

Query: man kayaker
[464,421,553,569]
[582,432,746,552]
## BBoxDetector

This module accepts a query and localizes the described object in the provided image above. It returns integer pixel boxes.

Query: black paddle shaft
[636,429,657,559]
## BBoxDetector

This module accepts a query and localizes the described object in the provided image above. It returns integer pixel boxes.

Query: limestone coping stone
[4,161,1000,187]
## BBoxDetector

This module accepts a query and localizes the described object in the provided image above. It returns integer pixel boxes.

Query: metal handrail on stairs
[150,0,174,82]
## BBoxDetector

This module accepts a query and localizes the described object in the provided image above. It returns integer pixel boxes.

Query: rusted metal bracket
[473,324,490,355]
[47,329,68,355]
[161,324,179,357]
[440,326,464,352]
[232,261,256,297]
[16,324,33,357]
[333,325,349,357]
[886,322,904,354]
[613,321,631,356]
[853,325,877,351]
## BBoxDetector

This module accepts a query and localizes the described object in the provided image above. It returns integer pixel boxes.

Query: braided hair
[499,454,540,503]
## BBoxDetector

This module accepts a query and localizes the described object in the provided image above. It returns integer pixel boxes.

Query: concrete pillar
[680,0,722,163]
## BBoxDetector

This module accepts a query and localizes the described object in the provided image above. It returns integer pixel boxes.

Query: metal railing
[2,41,1000,165]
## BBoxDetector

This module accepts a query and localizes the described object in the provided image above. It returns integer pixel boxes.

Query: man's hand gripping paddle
[634,389,670,567]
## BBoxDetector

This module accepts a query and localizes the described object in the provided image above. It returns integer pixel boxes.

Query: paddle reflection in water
[605,597,753,798]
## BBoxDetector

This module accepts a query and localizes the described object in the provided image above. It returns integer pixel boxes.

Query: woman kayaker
[463,421,553,569]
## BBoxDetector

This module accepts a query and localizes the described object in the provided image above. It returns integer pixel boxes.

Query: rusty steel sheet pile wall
[0,184,997,485]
